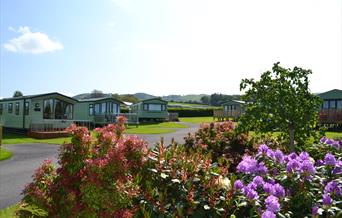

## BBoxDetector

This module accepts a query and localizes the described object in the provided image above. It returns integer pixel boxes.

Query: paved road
[0,123,199,209]
[0,143,59,209]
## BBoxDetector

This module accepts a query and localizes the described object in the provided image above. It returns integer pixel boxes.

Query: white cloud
[4,26,63,54]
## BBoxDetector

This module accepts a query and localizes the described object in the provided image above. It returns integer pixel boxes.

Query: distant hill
[162,94,209,102]
[73,93,110,100]
[133,93,157,100]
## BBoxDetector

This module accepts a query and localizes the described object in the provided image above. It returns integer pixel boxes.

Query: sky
[1,0,341,98]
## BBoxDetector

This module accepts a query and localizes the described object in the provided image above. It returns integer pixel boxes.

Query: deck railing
[30,119,74,132]
[319,109,342,124]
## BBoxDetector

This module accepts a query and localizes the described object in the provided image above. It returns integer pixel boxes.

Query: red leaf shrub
[19,116,148,217]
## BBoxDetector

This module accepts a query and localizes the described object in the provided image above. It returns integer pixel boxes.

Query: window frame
[0,103,3,115]
[8,103,13,113]
[24,102,29,115]
[89,104,94,116]
[15,102,20,115]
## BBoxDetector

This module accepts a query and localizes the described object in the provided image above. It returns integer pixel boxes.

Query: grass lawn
[125,122,188,134]
[179,117,214,124]
[0,148,13,161]
[0,204,18,218]
[326,131,342,140]
[2,133,71,145]
[250,131,342,140]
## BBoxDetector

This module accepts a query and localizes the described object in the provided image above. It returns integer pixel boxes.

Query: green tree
[13,90,23,97]
[200,96,211,105]
[239,62,322,151]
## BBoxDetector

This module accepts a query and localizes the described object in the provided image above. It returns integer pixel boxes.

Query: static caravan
[74,96,123,126]
[213,100,245,121]
[131,98,168,121]
[0,92,77,132]
[318,89,342,125]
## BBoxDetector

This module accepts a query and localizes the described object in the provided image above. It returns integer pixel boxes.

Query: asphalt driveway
[0,123,199,209]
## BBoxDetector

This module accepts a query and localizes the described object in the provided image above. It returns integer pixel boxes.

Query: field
[2,133,71,145]
[179,116,214,124]
[125,122,188,134]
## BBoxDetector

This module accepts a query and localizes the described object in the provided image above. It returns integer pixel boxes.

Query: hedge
[168,108,213,117]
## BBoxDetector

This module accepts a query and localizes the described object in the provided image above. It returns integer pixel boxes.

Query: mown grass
[325,131,342,140]
[179,117,214,124]
[125,122,188,134]
[0,204,18,218]
[2,133,71,145]
[0,148,13,161]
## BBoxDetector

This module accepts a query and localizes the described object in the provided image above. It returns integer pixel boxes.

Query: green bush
[184,121,254,171]
[168,108,213,117]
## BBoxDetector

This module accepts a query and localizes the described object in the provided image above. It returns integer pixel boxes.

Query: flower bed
[18,118,341,217]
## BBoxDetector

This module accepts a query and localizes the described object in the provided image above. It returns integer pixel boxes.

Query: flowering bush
[305,137,341,160]
[19,117,148,217]
[136,142,234,217]
[233,143,342,217]
[18,160,56,217]
[184,121,254,171]
[19,116,341,217]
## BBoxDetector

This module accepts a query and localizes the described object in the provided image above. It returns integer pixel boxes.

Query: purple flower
[262,211,276,218]
[237,156,268,174]
[300,160,316,175]
[324,181,341,196]
[273,183,285,198]
[324,153,336,166]
[288,152,298,160]
[320,137,327,144]
[244,186,259,200]
[263,182,275,195]
[332,141,341,149]
[326,139,334,145]
[299,152,310,161]
[253,176,264,187]
[265,195,280,213]
[237,156,257,174]
[286,159,301,173]
[258,144,269,154]
[322,194,332,205]
[246,182,257,190]
[316,160,324,166]
[233,180,244,190]
[312,205,319,216]
[274,149,284,163]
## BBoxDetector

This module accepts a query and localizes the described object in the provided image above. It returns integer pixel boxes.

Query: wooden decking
[213,109,242,121]
[319,109,342,124]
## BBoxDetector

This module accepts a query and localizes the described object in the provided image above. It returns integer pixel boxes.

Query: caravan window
[15,102,20,115]
[94,104,100,115]
[43,99,54,119]
[337,100,342,109]
[24,102,29,115]
[101,102,106,114]
[149,104,162,111]
[89,104,94,115]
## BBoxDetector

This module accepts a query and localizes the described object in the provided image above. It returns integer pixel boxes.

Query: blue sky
[1,0,341,98]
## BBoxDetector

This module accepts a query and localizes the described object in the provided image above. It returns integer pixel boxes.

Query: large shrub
[233,143,341,217]
[19,117,148,217]
[184,121,254,171]
[136,143,233,217]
